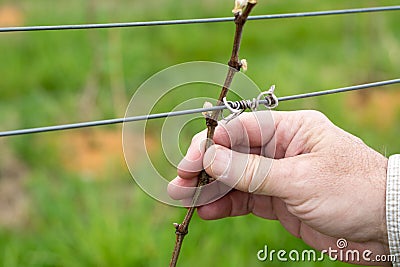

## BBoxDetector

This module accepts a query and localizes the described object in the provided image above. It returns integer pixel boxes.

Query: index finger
[213,110,276,148]
[178,111,276,179]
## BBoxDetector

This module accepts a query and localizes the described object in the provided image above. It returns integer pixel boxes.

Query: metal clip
[222,85,278,122]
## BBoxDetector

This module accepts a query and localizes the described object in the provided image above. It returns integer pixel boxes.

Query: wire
[0,6,399,33]
[0,78,399,137]
[278,78,400,101]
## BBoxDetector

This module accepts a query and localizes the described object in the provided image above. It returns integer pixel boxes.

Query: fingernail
[204,145,231,178]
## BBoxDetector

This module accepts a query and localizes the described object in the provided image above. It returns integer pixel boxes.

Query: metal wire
[0,6,399,33]
[0,78,399,137]
[278,78,400,101]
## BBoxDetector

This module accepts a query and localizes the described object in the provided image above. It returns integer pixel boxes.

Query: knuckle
[243,154,259,192]
[300,110,328,123]
[297,111,333,138]
[242,155,270,194]
[231,153,254,192]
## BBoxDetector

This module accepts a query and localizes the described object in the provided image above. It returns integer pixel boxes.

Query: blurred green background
[0,0,399,266]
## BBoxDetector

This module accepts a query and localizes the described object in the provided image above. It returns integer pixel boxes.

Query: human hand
[168,110,389,265]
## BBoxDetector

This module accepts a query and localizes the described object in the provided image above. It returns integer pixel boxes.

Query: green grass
[0,0,399,266]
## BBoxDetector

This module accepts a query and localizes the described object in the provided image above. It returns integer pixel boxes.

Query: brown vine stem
[169,2,257,267]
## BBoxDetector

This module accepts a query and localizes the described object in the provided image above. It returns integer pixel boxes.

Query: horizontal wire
[0,6,399,33]
[0,78,399,137]
[278,78,400,101]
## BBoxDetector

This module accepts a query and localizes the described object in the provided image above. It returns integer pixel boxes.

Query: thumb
[203,145,297,198]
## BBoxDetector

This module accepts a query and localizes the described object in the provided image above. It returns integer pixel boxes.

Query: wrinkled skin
[168,110,389,265]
